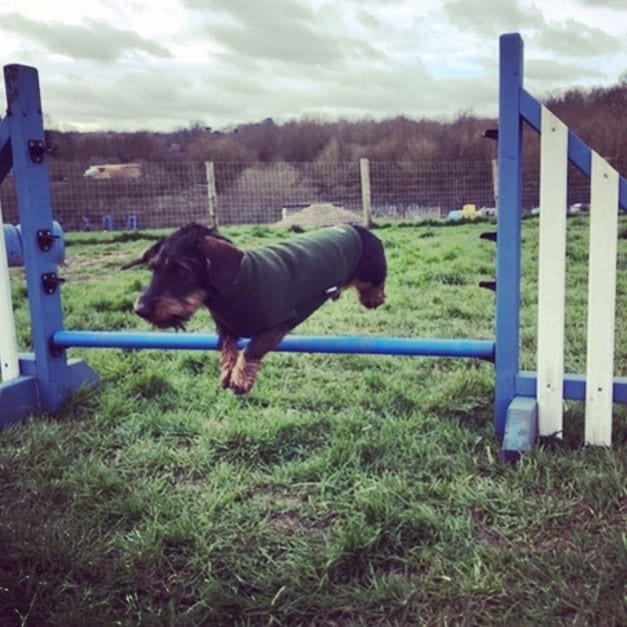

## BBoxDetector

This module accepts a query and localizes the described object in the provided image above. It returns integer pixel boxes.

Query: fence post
[360,158,372,227]
[205,161,218,227]
[491,158,499,208]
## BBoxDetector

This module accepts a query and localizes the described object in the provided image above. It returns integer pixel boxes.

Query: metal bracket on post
[37,228,58,252]
[41,272,65,295]
[27,139,47,163]
[479,232,497,292]
[479,281,497,292]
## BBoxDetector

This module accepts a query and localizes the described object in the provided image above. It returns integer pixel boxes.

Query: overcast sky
[1,0,625,132]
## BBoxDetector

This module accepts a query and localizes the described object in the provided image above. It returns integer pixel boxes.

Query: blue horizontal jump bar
[52,331,495,361]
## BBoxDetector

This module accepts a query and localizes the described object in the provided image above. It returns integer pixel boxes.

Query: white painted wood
[537,107,568,437]
[0,201,21,382]
[585,152,619,446]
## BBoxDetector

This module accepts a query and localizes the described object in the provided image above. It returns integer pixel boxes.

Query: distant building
[83,163,142,179]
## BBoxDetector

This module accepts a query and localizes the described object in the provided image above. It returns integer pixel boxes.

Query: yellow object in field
[462,203,477,219]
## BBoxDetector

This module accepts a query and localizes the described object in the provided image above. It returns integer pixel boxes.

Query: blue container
[3,221,65,267]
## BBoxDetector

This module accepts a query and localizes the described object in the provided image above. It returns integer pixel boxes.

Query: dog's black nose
[134,299,152,319]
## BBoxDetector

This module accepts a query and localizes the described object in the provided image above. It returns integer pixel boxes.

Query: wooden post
[205,161,218,227]
[360,158,372,227]
[491,158,499,209]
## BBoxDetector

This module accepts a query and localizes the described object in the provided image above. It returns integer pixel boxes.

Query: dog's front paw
[219,339,239,388]
[220,368,233,388]
[229,355,261,395]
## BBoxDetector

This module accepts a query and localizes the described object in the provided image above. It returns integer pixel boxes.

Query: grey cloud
[443,0,544,37]
[181,0,358,67]
[44,70,211,131]
[578,0,626,8]
[526,58,606,82]
[181,0,313,21]
[209,20,342,66]
[7,0,620,132]
[534,20,626,58]
[0,13,172,62]
[270,58,494,121]
[443,0,625,60]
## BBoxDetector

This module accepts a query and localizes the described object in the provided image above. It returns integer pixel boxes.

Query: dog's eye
[167,259,192,276]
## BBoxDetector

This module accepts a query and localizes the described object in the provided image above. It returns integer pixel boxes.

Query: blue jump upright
[0,65,98,428]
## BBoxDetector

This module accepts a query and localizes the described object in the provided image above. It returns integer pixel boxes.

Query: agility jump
[1,34,626,455]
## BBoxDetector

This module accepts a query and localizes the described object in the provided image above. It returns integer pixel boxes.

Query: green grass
[1,219,626,626]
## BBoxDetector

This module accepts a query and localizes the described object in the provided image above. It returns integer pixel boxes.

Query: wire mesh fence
[0,162,209,232]
[0,158,593,232]
[214,161,363,225]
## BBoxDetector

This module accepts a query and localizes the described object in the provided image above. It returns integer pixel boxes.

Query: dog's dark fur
[124,223,386,394]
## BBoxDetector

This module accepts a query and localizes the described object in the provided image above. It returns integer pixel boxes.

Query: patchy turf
[1,218,626,625]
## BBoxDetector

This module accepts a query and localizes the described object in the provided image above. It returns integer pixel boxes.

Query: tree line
[44,80,626,171]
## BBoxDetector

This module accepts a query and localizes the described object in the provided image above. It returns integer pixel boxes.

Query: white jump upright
[536,105,622,446]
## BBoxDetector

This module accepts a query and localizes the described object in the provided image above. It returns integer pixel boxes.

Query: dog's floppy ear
[199,236,244,294]
[121,238,165,270]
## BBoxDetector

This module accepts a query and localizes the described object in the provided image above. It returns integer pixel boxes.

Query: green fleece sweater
[210,225,362,337]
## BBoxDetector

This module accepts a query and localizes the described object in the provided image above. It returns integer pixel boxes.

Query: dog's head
[123,223,243,329]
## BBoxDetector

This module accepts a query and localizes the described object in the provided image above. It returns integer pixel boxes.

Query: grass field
[1,218,626,626]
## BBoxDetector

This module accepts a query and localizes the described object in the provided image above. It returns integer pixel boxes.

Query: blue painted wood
[519,89,540,132]
[520,87,626,211]
[0,116,11,182]
[1,64,99,426]
[66,358,101,394]
[494,33,524,439]
[0,375,39,428]
[3,64,72,412]
[52,331,497,361]
[516,371,627,404]
[3,221,65,267]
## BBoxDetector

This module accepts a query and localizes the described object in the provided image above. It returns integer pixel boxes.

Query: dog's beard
[154,318,188,331]
[144,290,206,331]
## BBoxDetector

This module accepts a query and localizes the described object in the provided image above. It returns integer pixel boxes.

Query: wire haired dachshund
[123,223,386,394]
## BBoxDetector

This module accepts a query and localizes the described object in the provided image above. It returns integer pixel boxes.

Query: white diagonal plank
[585,152,619,446]
[537,107,568,437]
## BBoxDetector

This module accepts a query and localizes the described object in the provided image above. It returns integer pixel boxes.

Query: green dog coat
[209,225,362,337]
